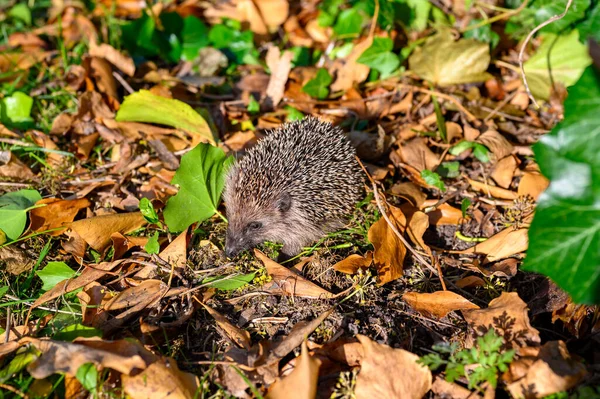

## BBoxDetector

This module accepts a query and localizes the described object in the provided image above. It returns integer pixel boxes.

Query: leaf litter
[0,1,599,398]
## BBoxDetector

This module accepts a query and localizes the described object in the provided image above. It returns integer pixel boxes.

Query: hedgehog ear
[276,193,292,212]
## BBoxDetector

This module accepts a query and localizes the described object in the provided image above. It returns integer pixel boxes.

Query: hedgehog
[223,117,364,259]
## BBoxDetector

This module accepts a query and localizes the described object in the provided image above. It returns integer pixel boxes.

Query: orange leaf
[368,205,407,284]
[403,291,480,318]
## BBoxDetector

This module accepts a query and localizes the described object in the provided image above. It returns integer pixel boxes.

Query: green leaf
[461,198,471,218]
[333,8,363,37]
[208,24,258,65]
[8,3,31,25]
[577,3,600,42]
[511,0,591,36]
[394,0,432,32]
[247,95,260,113]
[0,189,41,241]
[202,272,256,290]
[164,143,234,232]
[139,198,159,224]
[523,66,600,304]
[181,16,209,61]
[1,92,33,124]
[437,162,460,178]
[116,90,216,145]
[431,93,446,142]
[357,37,400,78]
[122,13,159,58]
[463,21,500,48]
[472,143,490,163]
[53,324,102,341]
[421,170,446,192]
[523,31,591,101]
[285,106,304,122]
[36,262,77,291]
[0,346,39,383]
[449,140,475,156]
[409,28,492,86]
[76,363,98,392]
[0,286,8,299]
[302,68,332,99]
[330,42,354,59]
[145,232,160,255]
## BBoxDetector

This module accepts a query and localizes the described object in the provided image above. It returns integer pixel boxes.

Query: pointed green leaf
[302,68,332,99]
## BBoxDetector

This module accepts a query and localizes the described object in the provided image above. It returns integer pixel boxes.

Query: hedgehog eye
[247,222,262,231]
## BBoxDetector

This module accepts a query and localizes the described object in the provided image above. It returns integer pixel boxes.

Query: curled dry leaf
[255,249,334,299]
[0,151,35,180]
[90,57,118,100]
[267,342,321,399]
[9,337,147,379]
[205,0,288,35]
[333,252,373,274]
[200,302,252,351]
[77,282,110,328]
[70,212,147,252]
[432,375,480,399]
[122,357,201,399]
[462,292,540,349]
[491,155,518,189]
[518,172,549,200]
[507,341,586,399]
[368,204,407,284]
[476,129,513,161]
[89,42,135,76]
[111,232,148,260]
[389,182,427,208]
[397,137,439,172]
[420,202,466,226]
[445,121,463,142]
[29,197,91,236]
[103,279,167,311]
[402,291,480,318]
[0,246,35,275]
[354,335,432,399]
[467,178,519,200]
[458,226,528,263]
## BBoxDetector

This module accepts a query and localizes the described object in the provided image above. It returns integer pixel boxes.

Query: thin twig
[5,307,11,343]
[368,0,379,38]
[461,0,529,32]
[113,71,134,94]
[0,383,28,399]
[4,294,82,315]
[518,0,574,108]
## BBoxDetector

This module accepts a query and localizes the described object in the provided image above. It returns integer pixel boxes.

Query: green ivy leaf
[302,68,332,99]
[333,8,363,37]
[1,92,33,124]
[76,363,98,392]
[139,198,159,224]
[421,170,446,192]
[116,90,216,145]
[0,189,42,241]
[450,141,490,163]
[202,272,256,291]
[463,21,500,48]
[523,31,591,101]
[53,324,102,341]
[524,66,600,304]
[461,198,471,218]
[285,106,304,121]
[247,95,260,113]
[164,143,234,232]
[36,262,77,291]
[437,161,460,178]
[208,24,259,65]
[181,16,209,61]
[0,346,38,384]
[145,232,160,255]
[357,37,400,78]
[8,3,32,25]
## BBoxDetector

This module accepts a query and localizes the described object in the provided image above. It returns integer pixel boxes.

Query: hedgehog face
[224,193,292,257]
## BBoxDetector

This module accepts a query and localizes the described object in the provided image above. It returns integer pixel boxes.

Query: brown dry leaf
[70,212,147,252]
[111,232,148,260]
[33,260,126,310]
[397,137,439,172]
[30,198,91,236]
[0,246,36,275]
[122,356,200,399]
[518,172,549,200]
[432,375,481,399]
[507,341,586,399]
[263,47,293,108]
[467,178,519,200]
[368,205,407,284]
[456,275,486,288]
[491,155,518,189]
[446,121,463,142]
[0,323,37,343]
[205,0,288,35]
[427,203,466,226]
[255,249,334,299]
[89,42,135,76]
[389,182,426,208]
[462,292,540,349]
[18,337,147,379]
[330,38,372,92]
[104,279,167,311]
[90,57,118,99]
[458,226,528,263]
[355,335,432,399]
[62,229,87,261]
[406,211,430,254]
[403,291,480,318]
[200,302,251,351]
[267,342,321,399]
[0,151,35,180]
[77,282,109,328]
[27,130,65,168]
[333,252,373,274]
[476,130,513,161]
[0,52,51,76]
